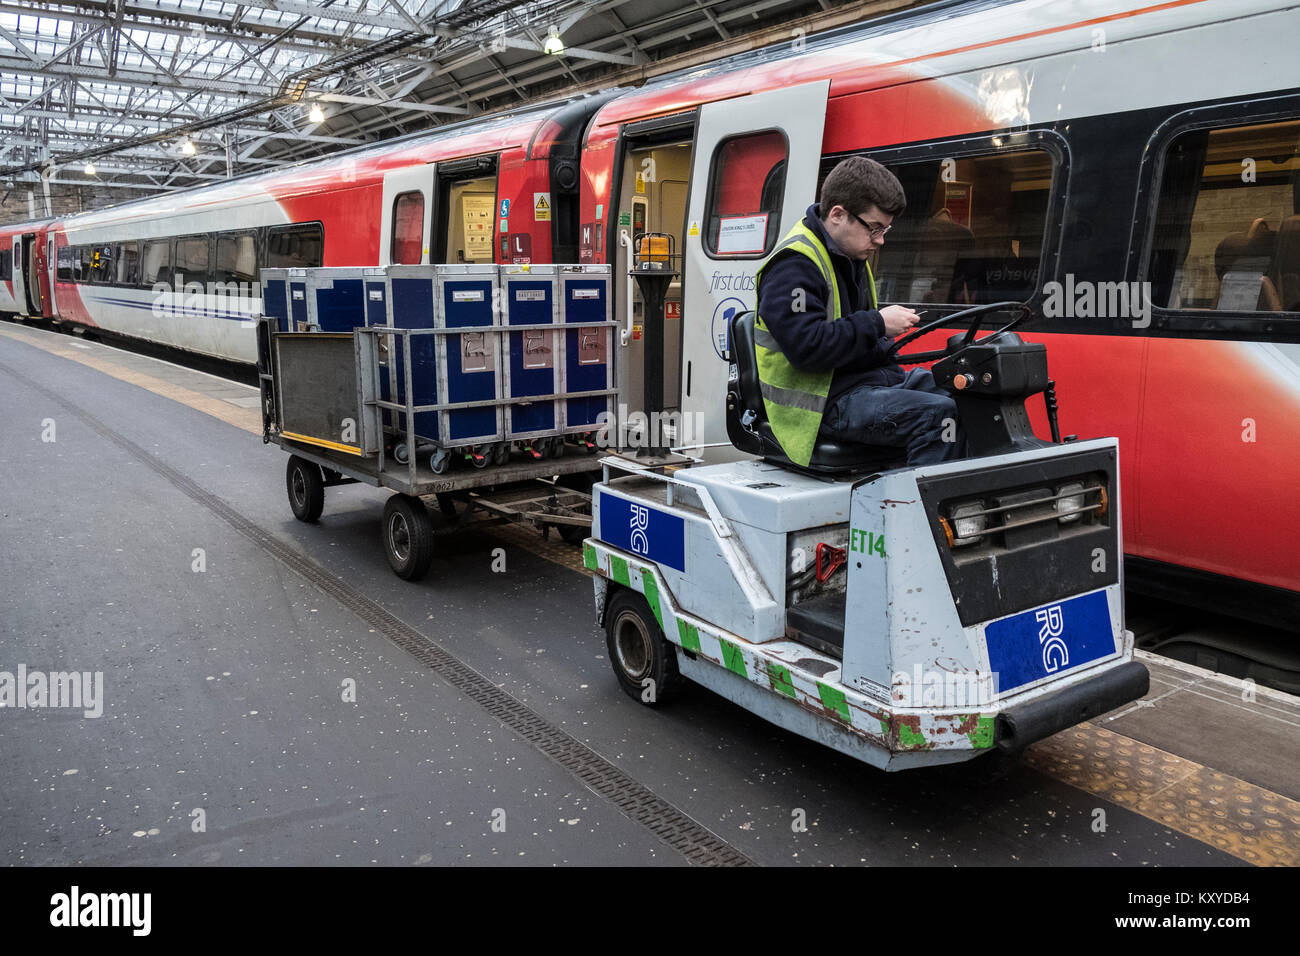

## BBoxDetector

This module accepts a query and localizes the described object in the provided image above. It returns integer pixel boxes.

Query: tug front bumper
[995,660,1149,752]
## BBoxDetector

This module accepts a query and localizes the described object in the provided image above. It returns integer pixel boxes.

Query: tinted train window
[77,246,92,282]
[1148,119,1300,313]
[704,130,788,258]
[855,149,1054,305]
[90,245,114,283]
[142,240,171,285]
[265,223,324,269]
[391,192,424,265]
[118,243,139,285]
[175,236,210,286]
[56,246,73,281]
[215,234,257,283]
[0,249,10,280]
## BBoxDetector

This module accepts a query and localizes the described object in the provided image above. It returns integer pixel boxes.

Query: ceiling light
[308,102,325,123]
[83,162,96,176]
[180,138,197,156]
[543,25,564,55]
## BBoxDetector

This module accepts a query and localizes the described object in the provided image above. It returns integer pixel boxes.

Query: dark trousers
[820,369,964,465]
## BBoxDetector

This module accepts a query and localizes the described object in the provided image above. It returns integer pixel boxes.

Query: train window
[215,234,257,284]
[175,236,211,286]
[860,149,1055,305]
[0,249,10,280]
[265,223,324,270]
[77,246,92,283]
[1148,119,1300,314]
[142,240,171,286]
[90,245,114,283]
[704,130,788,258]
[118,243,139,286]
[56,246,73,281]
[391,192,425,265]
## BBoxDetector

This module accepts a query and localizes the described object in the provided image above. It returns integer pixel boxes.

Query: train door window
[142,240,172,286]
[264,223,324,270]
[118,243,140,285]
[438,177,495,264]
[1147,119,1300,314]
[858,148,1056,305]
[215,233,257,283]
[703,130,788,257]
[390,192,425,265]
[56,245,73,281]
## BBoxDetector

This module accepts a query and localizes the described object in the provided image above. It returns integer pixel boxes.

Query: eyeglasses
[850,211,891,239]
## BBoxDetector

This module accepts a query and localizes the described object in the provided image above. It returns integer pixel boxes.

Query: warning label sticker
[534,192,551,221]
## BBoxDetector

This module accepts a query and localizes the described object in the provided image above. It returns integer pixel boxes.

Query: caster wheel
[470,446,490,469]
[549,436,565,459]
[430,449,452,475]
[382,494,434,581]
[494,442,511,466]
[286,455,324,522]
[605,589,683,706]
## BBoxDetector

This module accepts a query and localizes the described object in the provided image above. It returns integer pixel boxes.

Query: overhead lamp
[180,138,197,156]
[308,102,325,123]
[543,25,564,55]
[83,162,96,176]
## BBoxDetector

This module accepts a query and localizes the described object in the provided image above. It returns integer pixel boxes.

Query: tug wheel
[605,588,683,706]
[286,455,325,523]
[382,493,434,581]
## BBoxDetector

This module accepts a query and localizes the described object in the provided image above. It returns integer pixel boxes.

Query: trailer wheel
[557,523,587,545]
[605,588,682,706]
[286,455,325,522]
[382,493,434,581]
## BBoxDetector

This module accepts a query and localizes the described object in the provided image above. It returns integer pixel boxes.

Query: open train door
[12,234,31,316]
[679,80,829,449]
[379,163,435,265]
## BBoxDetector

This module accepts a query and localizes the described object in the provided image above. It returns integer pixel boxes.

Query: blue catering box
[384,265,439,443]
[500,264,559,441]
[558,264,614,434]
[434,264,502,446]
[307,266,388,332]
[259,268,291,332]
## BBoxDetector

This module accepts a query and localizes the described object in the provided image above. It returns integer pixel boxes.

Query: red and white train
[4,0,1298,632]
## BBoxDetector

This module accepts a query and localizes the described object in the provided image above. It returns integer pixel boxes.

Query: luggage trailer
[586,304,1150,770]
[256,263,619,581]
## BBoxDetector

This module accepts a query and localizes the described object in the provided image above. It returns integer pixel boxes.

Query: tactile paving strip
[1025,722,1300,866]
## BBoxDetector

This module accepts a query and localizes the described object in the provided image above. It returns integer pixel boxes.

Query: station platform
[1,319,1297,867]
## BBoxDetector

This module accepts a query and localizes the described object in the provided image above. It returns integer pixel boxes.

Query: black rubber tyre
[493,442,511,466]
[557,522,587,545]
[605,588,683,706]
[382,493,435,581]
[430,449,452,475]
[470,445,490,469]
[286,455,325,523]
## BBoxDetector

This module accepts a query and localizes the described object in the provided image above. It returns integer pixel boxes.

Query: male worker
[754,156,962,467]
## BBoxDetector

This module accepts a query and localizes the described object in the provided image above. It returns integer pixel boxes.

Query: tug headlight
[1055,482,1085,523]
[949,501,988,546]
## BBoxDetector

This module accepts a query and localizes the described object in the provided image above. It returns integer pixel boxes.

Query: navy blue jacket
[755,204,904,399]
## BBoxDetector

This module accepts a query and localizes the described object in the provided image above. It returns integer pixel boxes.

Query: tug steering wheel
[887,300,1030,365]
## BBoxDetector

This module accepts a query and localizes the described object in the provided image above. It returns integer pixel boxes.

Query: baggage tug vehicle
[586,302,1149,770]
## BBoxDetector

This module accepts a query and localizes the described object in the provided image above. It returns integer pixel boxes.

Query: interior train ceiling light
[543,25,565,56]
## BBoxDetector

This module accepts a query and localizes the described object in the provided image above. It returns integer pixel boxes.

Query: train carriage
[0,218,54,321]
[574,0,1300,631]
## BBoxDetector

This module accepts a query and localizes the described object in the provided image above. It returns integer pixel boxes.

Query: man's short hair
[820,156,906,218]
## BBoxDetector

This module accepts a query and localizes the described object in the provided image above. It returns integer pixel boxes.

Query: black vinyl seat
[725,311,904,476]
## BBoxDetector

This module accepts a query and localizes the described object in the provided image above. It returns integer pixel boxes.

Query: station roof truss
[0,0,894,215]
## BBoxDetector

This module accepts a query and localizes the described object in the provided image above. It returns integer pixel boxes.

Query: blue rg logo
[630,504,650,556]
[1036,605,1068,672]
[711,297,746,360]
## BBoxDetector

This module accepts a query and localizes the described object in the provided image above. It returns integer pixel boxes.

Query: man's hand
[880,305,920,338]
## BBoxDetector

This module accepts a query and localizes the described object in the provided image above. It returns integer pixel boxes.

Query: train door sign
[379,163,435,265]
[679,80,829,446]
